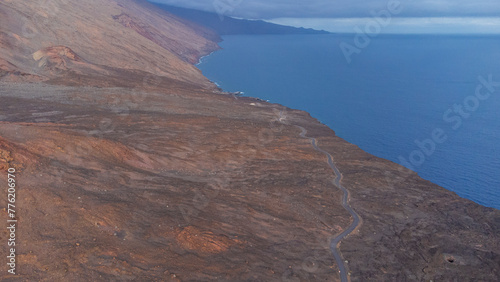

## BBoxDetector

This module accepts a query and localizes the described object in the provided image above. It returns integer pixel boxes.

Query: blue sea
[197,34,500,209]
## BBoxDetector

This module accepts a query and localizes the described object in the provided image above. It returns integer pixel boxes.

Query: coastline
[196,50,219,66]
[195,34,500,210]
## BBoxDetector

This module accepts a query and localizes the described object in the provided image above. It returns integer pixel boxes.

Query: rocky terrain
[0,0,499,281]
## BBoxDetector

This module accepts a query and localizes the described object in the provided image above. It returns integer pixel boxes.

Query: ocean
[197,34,500,209]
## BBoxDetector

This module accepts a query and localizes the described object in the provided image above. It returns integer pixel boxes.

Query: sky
[150,0,500,33]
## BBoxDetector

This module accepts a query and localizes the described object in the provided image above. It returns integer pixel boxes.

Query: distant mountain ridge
[152,3,330,35]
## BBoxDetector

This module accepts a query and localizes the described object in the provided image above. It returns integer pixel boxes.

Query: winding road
[296,125,361,282]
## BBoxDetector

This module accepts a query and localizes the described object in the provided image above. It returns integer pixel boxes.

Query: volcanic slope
[0,0,499,281]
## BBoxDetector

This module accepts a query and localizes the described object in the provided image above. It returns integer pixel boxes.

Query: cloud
[150,0,500,19]
[268,17,500,34]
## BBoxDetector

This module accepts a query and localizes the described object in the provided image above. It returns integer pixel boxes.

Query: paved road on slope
[296,125,361,282]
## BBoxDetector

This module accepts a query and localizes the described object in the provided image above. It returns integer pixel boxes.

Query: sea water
[197,34,500,209]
